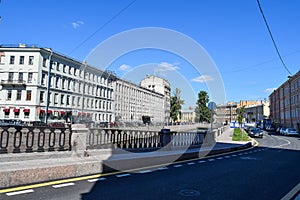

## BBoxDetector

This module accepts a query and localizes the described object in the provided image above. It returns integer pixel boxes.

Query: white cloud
[191,75,214,83]
[119,64,131,71]
[154,62,180,73]
[71,20,84,29]
[264,88,276,93]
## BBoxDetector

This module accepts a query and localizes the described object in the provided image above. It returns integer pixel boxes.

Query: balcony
[1,80,26,87]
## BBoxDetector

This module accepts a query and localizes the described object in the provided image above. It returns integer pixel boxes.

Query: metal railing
[0,125,72,154]
[87,128,213,151]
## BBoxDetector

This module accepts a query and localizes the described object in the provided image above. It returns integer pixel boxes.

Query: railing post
[71,124,89,157]
[160,129,171,149]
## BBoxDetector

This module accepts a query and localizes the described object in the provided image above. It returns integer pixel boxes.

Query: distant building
[215,102,237,124]
[181,109,196,123]
[140,75,171,123]
[114,78,165,125]
[244,100,270,123]
[270,70,300,129]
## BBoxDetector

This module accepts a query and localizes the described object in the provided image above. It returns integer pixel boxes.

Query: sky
[1,0,299,109]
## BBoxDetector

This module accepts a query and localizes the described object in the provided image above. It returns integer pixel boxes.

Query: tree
[237,106,246,127]
[195,91,211,123]
[170,88,184,122]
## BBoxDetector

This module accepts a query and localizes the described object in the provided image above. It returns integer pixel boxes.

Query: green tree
[195,91,211,123]
[237,106,246,127]
[170,88,184,122]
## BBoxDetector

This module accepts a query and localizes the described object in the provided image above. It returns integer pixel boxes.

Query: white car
[283,128,299,136]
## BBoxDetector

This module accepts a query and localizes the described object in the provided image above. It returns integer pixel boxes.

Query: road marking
[208,159,215,161]
[52,183,75,188]
[198,160,206,163]
[116,174,131,178]
[157,167,168,170]
[174,164,183,168]
[238,153,243,156]
[281,182,300,200]
[138,170,152,174]
[88,177,107,182]
[272,136,291,148]
[225,156,231,158]
[231,154,237,157]
[6,189,34,196]
[217,157,223,160]
[187,162,195,165]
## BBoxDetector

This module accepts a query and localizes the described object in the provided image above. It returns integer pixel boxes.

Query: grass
[232,128,251,141]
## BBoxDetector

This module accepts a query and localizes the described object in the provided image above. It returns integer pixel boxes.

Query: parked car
[265,125,276,132]
[48,122,65,128]
[283,128,299,136]
[279,128,287,135]
[249,128,263,138]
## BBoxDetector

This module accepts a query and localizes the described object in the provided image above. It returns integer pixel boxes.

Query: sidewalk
[0,127,252,189]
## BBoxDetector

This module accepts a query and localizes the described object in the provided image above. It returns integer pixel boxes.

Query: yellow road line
[0,142,257,194]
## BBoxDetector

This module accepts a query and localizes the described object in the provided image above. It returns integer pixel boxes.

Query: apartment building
[244,100,270,123]
[114,78,165,125]
[215,102,237,124]
[140,75,171,123]
[0,45,114,123]
[270,71,300,129]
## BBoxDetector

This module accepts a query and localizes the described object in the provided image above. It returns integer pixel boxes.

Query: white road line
[157,167,168,170]
[138,170,152,174]
[198,160,206,163]
[272,136,291,148]
[174,164,183,168]
[238,153,243,156]
[88,177,107,182]
[225,156,231,158]
[6,189,34,196]
[231,154,237,157]
[208,159,215,161]
[217,157,224,160]
[52,183,75,188]
[187,162,195,165]
[116,174,131,178]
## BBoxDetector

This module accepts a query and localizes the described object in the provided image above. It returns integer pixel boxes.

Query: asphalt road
[1,131,300,200]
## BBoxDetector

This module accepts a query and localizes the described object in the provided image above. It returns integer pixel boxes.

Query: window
[41,74,46,85]
[62,79,65,89]
[55,77,59,88]
[26,90,32,101]
[43,58,47,67]
[77,97,81,107]
[28,73,33,83]
[72,96,75,106]
[9,56,15,64]
[7,90,12,100]
[28,56,34,65]
[68,80,71,90]
[54,93,58,104]
[8,72,14,82]
[16,90,22,100]
[24,111,29,118]
[56,62,60,71]
[40,91,45,102]
[18,72,23,83]
[0,53,5,64]
[69,67,72,75]
[61,94,64,104]
[67,95,70,105]
[63,65,66,73]
[19,56,24,64]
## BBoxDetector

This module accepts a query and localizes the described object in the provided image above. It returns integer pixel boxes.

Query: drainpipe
[45,50,53,124]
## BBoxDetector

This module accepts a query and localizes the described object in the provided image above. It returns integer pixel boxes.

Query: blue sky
[1,0,299,109]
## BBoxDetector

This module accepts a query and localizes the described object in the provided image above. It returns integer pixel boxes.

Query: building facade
[215,102,237,124]
[181,109,196,123]
[0,45,115,123]
[114,78,165,125]
[140,75,171,123]
[244,100,270,123]
[270,71,300,129]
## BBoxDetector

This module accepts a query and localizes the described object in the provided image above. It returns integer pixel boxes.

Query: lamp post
[45,49,53,124]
